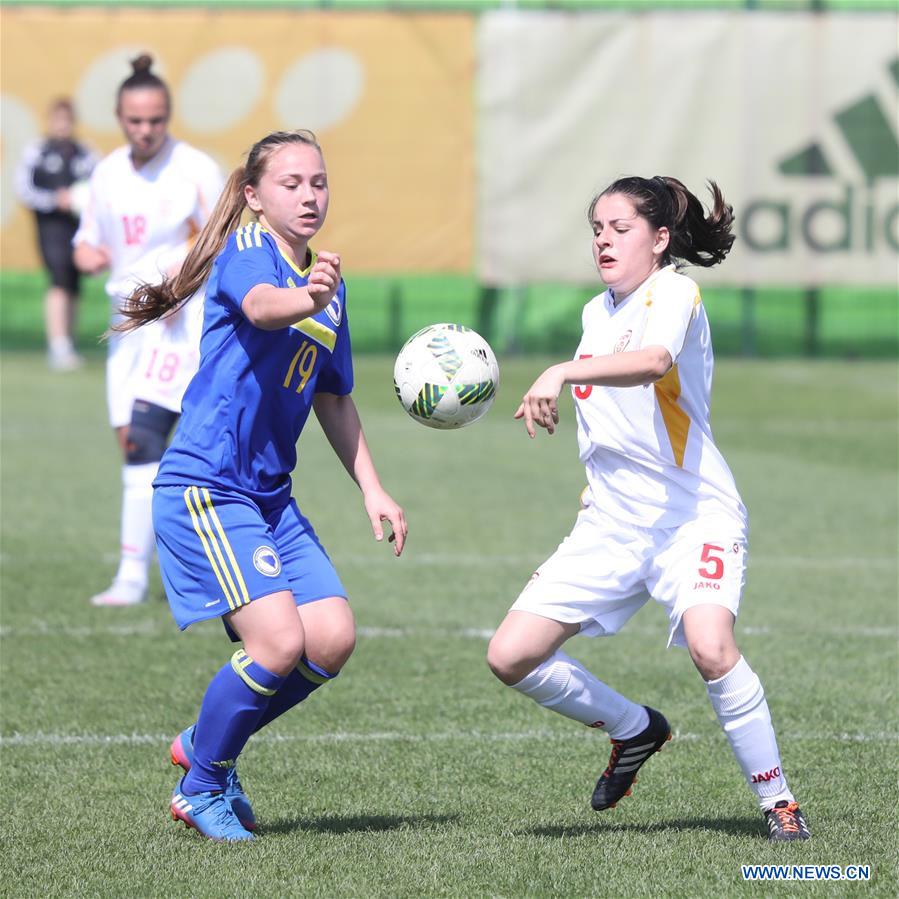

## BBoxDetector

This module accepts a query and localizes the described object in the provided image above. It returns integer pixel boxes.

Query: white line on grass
[0,729,895,749]
[338,554,897,571]
[2,621,896,640]
[740,625,897,637]
[6,553,896,571]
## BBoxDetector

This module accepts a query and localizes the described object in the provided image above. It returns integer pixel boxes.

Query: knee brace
[125,400,179,464]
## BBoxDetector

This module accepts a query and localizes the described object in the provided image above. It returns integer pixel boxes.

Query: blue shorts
[153,485,347,631]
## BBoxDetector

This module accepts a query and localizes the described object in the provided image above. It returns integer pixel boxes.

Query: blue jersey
[155,222,353,508]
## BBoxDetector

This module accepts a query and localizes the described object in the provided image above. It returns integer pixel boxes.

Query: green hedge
[1,270,895,357]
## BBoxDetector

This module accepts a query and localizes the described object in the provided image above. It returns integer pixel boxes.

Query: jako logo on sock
[253,546,282,577]
[751,766,781,783]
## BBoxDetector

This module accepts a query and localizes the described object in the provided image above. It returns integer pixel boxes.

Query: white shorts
[106,294,203,428]
[510,494,748,648]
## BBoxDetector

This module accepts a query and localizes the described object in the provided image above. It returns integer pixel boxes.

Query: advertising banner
[477,11,898,286]
[1,8,474,273]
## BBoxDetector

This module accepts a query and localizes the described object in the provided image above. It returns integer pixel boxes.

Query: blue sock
[183,649,285,794]
[253,656,337,733]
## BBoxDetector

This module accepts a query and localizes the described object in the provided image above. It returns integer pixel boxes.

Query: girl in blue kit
[119,130,407,842]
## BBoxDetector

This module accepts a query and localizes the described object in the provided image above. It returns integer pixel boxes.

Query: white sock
[114,462,158,587]
[50,336,74,356]
[511,650,649,738]
[706,656,795,810]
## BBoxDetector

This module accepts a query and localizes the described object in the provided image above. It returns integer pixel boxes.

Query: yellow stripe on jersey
[285,275,337,351]
[235,223,264,252]
[199,487,251,607]
[278,246,316,277]
[654,364,690,468]
[231,650,278,696]
[290,317,337,351]
[183,487,239,612]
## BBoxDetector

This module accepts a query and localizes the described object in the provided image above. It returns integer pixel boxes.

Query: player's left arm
[515,348,673,438]
[313,392,407,556]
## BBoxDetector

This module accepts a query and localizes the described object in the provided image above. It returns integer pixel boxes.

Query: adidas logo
[172,793,193,814]
[740,57,898,254]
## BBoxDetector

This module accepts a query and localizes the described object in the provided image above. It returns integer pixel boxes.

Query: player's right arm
[515,347,672,438]
[73,242,111,275]
[72,169,111,274]
[241,252,341,330]
[15,142,59,213]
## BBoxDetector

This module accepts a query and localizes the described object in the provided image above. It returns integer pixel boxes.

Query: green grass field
[1,351,897,897]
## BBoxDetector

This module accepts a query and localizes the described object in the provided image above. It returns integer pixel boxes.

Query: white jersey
[572,264,747,530]
[74,137,222,426]
[73,137,223,320]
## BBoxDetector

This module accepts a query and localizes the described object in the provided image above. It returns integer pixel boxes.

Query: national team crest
[614,330,632,353]
[325,298,343,326]
[253,546,282,577]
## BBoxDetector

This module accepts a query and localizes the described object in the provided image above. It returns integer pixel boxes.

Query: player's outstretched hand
[75,243,111,276]
[307,251,341,311]
[514,364,565,438]
[364,487,407,557]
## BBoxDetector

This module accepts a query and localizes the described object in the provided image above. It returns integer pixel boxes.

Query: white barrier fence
[477,11,898,287]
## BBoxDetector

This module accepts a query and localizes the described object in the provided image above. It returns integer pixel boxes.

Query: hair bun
[130,54,154,74]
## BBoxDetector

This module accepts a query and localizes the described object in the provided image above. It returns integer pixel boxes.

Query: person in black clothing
[16,98,98,370]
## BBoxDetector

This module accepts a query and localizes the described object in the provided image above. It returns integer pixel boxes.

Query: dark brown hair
[116,130,322,331]
[116,54,171,112]
[589,176,735,267]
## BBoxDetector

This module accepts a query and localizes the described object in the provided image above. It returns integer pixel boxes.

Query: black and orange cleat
[765,800,811,842]
[591,707,671,811]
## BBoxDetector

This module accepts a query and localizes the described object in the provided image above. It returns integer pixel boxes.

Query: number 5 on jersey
[698,543,725,580]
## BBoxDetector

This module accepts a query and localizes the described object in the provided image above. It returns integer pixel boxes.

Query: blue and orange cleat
[170,724,257,831]
[170,777,254,842]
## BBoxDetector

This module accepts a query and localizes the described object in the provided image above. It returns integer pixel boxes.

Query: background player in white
[487,176,810,842]
[74,55,224,607]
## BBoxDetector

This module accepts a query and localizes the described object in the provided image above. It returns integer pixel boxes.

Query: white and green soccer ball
[393,323,499,429]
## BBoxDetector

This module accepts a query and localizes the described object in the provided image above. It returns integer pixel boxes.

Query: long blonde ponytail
[115,166,247,331]
[116,128,322,332]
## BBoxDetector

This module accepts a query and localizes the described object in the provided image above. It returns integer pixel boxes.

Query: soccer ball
[393,324,499,429]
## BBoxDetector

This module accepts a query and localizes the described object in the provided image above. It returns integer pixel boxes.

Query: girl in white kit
[487,175,810,842]
[74,55,223,607]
